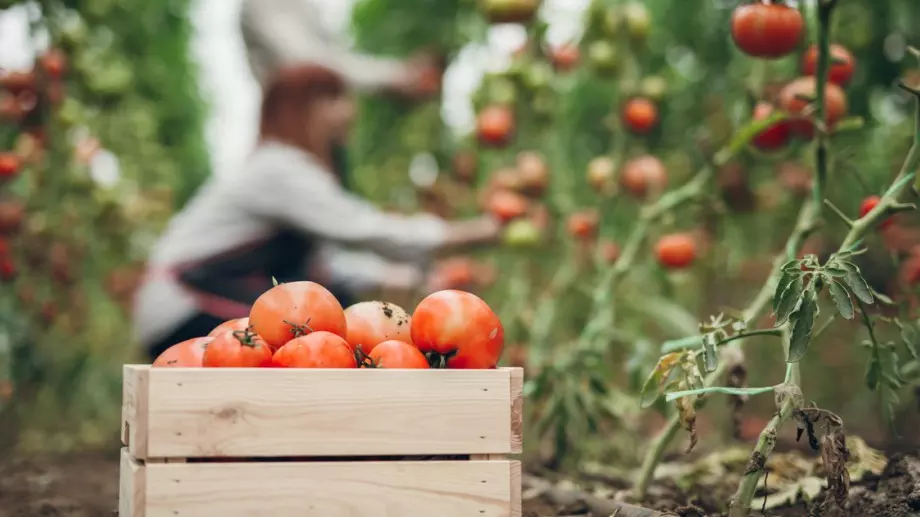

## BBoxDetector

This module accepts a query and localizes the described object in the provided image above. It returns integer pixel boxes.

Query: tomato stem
[283,318,314,338]
[231,328,261,348]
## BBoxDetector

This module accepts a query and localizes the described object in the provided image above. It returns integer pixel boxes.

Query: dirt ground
[1,448,919,517]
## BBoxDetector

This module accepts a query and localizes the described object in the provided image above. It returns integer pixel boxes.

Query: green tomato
[602,8,623,38]
[486,76,518,105]
[639,76,668,102]
[503,219,541,248]
[622,3,650,42]
[522,62,553,91]
[587,41,619,76]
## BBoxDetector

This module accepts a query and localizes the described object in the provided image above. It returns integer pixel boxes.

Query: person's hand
[441,215,501,250]
[393,53,442,99]
[380,264,424,292]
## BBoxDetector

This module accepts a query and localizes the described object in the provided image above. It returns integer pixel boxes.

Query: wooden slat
[122,365,149,459]
[125,366,519,458]
[119,448,145,517]
[141,459,516,517]
[509,367,524,454]
[510,460,522,517]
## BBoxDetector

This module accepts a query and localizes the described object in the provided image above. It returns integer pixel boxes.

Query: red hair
[259,65,347,166]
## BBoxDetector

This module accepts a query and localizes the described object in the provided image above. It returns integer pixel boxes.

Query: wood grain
[509,367,524,454]
[124,366,520,458]
[141,459,516,517]
[122,365,149,459]
[119,448,145,517]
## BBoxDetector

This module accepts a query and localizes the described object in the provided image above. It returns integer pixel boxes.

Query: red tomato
[344,301,412,353]
[551,44,580,72]
[0,200,25,234]
[152,337,213,367]
[656,233,697,269]
[486,189,530,222]
[598,240,621,264]
[208,317,251,337]
[203,329,273,367]
[802,44,855,86]
[516,150,549,195]
[249,281,347,350]
[622,97,659,135]
[566,210,599,239]
[0,153,20,180]
[751,102,790,151]
[778,76,848,139]
[366,340,429,369]
[621,155,668,198]
[586,156,616,192]
[477,105,515,147]
[271,331,357,368]
[900,251,920,286]
[731,2,804,59]
[410,290,504,369]
[0,257,15,281]
[39,49,67,79]
[859,195,893,230]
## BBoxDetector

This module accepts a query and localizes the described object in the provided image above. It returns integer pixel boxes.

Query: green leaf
[660,335,703,353]
[788,291,817,363]
[839,261,874,304]
[665,385,774,402]
[865,354,880,390]
[871,289,896,306]
[773,270,800,313]
[775,276,805,326]
[829,281,855,320]
[900,323,920,360]
[780,259,801,273]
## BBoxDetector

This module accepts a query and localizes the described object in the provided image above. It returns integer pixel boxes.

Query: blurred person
[240,0,440,98]
[133,65,500,361]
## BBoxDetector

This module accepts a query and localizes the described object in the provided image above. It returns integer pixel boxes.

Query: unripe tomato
[778,76,848,139]
[587,156,616,192]
[522,62,553,91]
[751,102,791,151]
[802,44,855,86]
[587,41,619,76]
[249,280,347,350]
[598,240,621,264]
[566,210,599,240]
[477,104,515,147]
[859,195,893,230]
[621,155,668,198]
[452,149,478,183]
[656,233,697,269]
[40,49,67,79]
[366,340,429,369]
[153,337,213,367]
[0,200,25,234]
[640,76,668,102]
[622,97,658,135]
[503,218,541,248]
[208,317,251,337]
[272,331,357,368]
[480,0,540,24]
[622,3,651,42]
[344,301,412,353]
[731,2,804,59]
[411,290,504,369]
[203,329,273,368]
[0,153,20,181]
[516,150,549,195]
[486,189,530,222]
[551,43,580,72]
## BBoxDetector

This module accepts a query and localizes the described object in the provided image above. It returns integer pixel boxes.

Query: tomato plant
[411,290,504,369]
[344,300,412,353]
[271,331,357,368]
[249,281,347,349]
[778,76,848,138]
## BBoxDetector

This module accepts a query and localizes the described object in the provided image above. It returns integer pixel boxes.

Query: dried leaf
[839,261,874,305]
[789,291,817,363]
[775,276,805,327]
[640,352,683,408]
[829,281,855,320]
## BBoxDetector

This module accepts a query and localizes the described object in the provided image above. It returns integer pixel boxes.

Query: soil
[0,449,917,517]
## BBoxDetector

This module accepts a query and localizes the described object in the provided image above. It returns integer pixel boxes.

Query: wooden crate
[119,365,524,517]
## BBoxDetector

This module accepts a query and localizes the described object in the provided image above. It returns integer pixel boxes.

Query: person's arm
[239,0,410,93]
[229,149,499,263]
[315,244,424,293]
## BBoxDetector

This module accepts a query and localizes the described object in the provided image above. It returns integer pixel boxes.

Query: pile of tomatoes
[153,281,505,370]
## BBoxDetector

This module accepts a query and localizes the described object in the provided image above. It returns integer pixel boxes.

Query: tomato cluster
[153,281,506,370]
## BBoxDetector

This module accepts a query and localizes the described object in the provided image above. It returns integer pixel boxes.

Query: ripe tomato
[272,331,357,368]
[486,189,530,222]
[586,156,616,193]
[209,317,251,337]
[0,200,25,234]
[203,329,273,367]
[551,44,580,72]
[751,102,791,151]
[859,195,893,230]
[0,257,15,281]
[0,153,19,180]
[410,290,504,369]
[153,337,213,367]
[366,340,429,369]
[656,233,697,269]
[778,76,847,139]
[477,105,514,147]
[516,151,549,195]
[344,301,412,353]
[802,44,855,86]
[566,210,599,240]
[249,281,347,350]
[598,240,621,264]
[731,2,804,59]
[622,97,659,135]
[621,155,668,198]
[39,49,67,79]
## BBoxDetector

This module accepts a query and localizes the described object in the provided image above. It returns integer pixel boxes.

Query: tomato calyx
[354,344,377,368]
[282,318,315,339]
[231,328,263,348]
[424,349,459,369]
